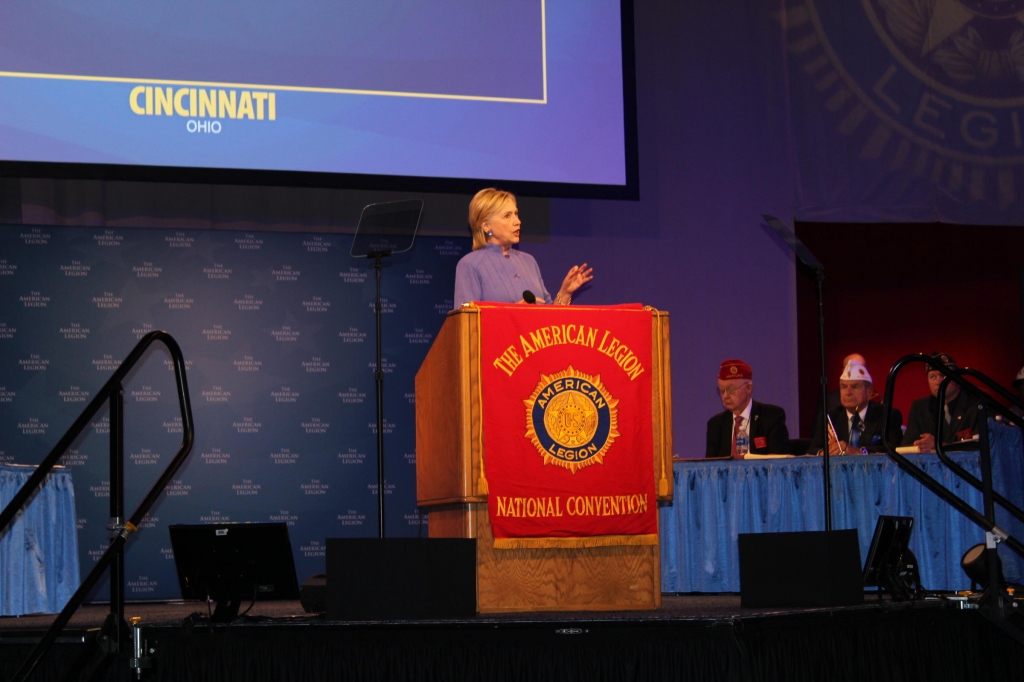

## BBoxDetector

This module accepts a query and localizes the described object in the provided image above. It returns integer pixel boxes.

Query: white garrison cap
[1015,366,1024,386]
[840,360,872,384]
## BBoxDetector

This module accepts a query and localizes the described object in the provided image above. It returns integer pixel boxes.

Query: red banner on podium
[478,303,657,549]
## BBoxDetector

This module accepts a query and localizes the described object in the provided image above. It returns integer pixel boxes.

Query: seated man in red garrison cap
[705,359,790,459]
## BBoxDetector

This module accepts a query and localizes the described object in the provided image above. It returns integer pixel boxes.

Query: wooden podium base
[427,502,661,613]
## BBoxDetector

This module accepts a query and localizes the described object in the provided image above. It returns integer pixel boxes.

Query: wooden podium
[415,306,673,612]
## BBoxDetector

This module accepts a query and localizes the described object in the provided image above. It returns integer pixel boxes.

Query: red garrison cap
[719,359,752,381]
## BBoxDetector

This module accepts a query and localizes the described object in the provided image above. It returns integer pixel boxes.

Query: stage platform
[2,595,1023,681]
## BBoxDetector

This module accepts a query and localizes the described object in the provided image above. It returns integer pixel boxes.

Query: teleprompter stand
[737,215,862,608]
[761,214,833,530]
[351,199,423,538]
[339,201,478,620]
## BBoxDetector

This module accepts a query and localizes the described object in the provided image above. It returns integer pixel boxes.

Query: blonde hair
[468,188,516,250]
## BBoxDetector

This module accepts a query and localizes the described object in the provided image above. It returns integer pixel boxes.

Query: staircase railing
[931,372,1024,533]
[881,353,1024,643]
[0,330,195,682]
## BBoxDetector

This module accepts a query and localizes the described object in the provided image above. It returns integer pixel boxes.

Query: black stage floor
[0,594,861,631]
[2,594,1024,681]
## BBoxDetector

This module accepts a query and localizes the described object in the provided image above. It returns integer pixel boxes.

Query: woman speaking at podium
[454,188,593,307]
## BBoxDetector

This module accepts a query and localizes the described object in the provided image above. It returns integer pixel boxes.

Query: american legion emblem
[523,366,619,474]
[786,0,1024,206]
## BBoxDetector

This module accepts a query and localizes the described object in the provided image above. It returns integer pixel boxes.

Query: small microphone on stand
[522,290,537,304]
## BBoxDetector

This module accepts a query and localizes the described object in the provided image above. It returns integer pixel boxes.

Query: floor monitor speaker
[738,529,863,608]
[326,538,476,620]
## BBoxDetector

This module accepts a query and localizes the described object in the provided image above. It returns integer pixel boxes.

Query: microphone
[522,290,537,304]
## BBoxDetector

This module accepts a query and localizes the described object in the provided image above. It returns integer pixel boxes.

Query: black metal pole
[816,270,832,531]
[109,386,125,654]
[976,404,1006,608]
[373,252,386,539]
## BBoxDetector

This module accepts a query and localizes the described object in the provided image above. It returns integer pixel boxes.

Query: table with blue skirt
[661,421,1024,593]
[0,464,81,616]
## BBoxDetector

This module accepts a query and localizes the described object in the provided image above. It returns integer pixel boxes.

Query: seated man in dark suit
[810,352,872,446]
[810,360,902,455]
[706,359,790,458]
[902,352,980,451]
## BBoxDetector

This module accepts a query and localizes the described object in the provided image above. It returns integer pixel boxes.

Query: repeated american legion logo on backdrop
[478,303,657,549]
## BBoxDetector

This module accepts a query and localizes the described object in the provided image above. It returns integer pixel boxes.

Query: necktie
[732,415,744,459]
[944,404,951,424]
[850,414,862,448]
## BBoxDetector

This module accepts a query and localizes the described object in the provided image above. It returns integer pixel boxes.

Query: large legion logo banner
[786,0,1024,222]
[478,304,658,549]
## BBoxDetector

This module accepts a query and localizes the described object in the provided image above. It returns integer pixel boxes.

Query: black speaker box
[738,529,863,608]
[299,573,327,613]
[326,538,476,620]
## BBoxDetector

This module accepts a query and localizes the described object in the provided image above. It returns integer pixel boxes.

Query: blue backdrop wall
[0,224,464,598]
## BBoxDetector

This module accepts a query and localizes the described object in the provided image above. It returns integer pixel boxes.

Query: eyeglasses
[718,383,751,396]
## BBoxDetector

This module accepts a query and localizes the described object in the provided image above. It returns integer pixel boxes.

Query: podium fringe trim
[493,534,658,550]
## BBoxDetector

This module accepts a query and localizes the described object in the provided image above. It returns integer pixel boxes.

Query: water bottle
[735,432,749,457]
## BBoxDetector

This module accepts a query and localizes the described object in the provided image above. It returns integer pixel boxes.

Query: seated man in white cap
[810,360,902,455]
[810,352,871,446]
[902,352,980,451]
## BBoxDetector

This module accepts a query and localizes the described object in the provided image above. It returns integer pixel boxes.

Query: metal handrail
[925,364,1024,642]
[930,376,1024,530]
[955,367,1024,430]
[881,353,1024,560]
[0,331,195,682]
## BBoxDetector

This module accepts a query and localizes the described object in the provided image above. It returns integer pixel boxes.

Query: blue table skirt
[1,465,81,616]
[661,422,1024,593]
